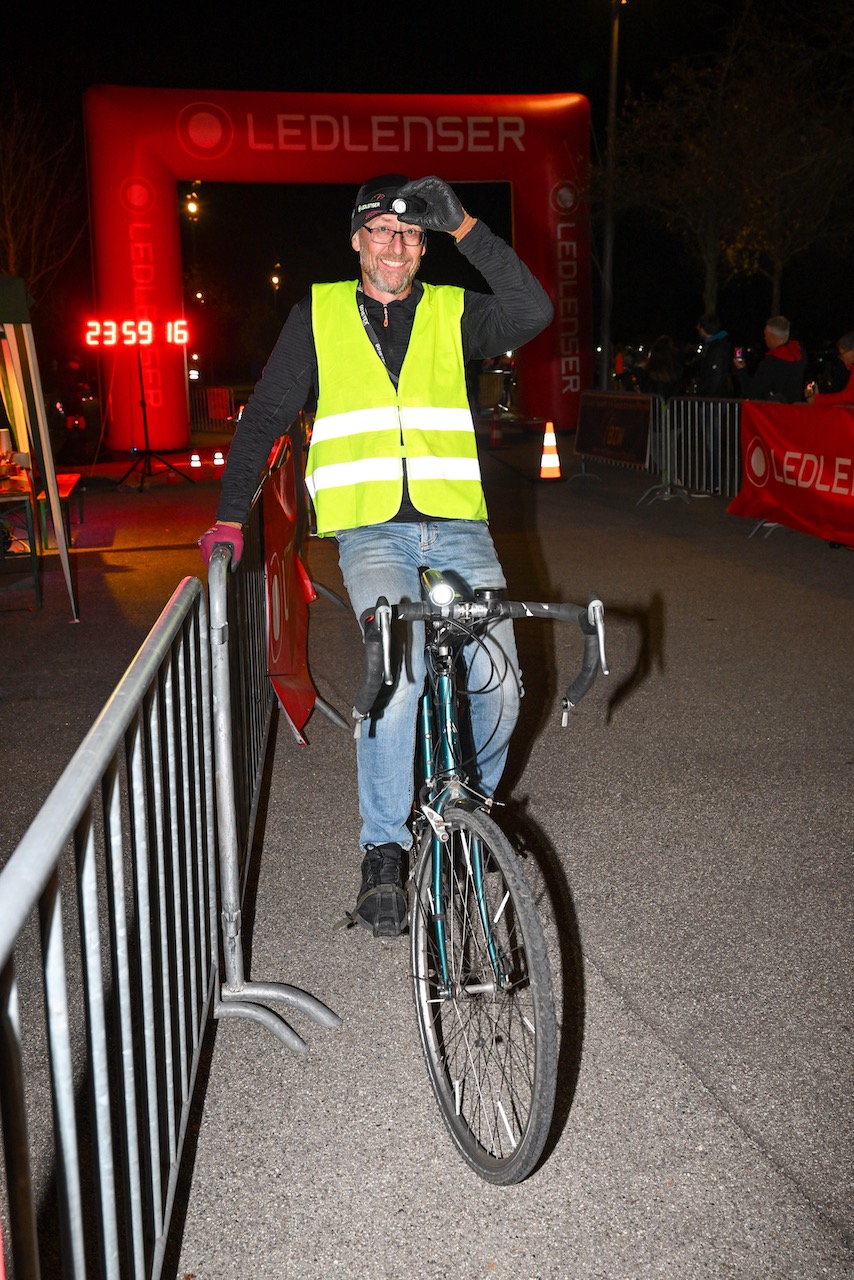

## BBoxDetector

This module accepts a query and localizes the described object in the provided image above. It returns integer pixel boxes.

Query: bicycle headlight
[422,568,456,607]
[428,581,456,607]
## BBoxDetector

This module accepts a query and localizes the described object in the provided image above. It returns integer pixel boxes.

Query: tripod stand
[118,348,194,491]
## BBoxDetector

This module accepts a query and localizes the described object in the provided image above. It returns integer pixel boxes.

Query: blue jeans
[336,520,522,852]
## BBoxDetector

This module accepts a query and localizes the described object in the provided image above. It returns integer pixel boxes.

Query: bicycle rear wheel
[410,804,558,1184]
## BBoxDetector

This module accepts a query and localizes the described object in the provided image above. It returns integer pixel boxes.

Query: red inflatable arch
[84,87,592,450]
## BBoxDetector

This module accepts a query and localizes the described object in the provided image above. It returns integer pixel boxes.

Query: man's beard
[359,247,421,296]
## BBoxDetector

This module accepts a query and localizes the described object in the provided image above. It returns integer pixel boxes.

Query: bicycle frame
[415,625,504,994]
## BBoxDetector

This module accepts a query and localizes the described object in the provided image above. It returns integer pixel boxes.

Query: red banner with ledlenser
[728,402,854,543]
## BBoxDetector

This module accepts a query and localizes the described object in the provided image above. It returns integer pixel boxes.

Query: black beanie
[350,174,410,236]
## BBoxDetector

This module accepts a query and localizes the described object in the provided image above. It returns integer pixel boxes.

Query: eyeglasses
[362,225,425,246]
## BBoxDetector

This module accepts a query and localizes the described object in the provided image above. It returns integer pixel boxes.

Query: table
[37,472,83,547]
[0,479,41,606]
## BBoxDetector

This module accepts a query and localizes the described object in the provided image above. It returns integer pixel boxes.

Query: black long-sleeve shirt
[216,219,553,524]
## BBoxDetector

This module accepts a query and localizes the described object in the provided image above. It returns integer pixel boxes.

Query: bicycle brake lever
[377,600,394,685]
[587,598,609,675]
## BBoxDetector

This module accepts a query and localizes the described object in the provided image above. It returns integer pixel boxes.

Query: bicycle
[352,568,608,1185]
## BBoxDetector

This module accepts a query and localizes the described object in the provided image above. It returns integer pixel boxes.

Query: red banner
[263,440,317,742]
[728,402,854,543]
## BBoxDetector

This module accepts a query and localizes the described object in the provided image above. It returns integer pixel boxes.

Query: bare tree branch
[0,92,88,305]
[597,1,854,315]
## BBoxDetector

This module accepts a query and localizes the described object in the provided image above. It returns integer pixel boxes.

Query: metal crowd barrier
[0,465,340,1278]
[640,396,743,504]
[0,577,216,1280]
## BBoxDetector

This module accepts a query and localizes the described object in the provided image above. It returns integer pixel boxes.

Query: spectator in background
[734,316,807,402]
[613,344,638,392]
[806,331,854,406]
[636,334,684,401]
[613,344,626,386]
[695,314,732,397]
[58,357,90,431]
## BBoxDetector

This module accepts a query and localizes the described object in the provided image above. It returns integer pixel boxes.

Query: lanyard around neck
[356,286,399,388]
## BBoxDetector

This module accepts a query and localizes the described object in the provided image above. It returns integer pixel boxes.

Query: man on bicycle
[199,173,553,938]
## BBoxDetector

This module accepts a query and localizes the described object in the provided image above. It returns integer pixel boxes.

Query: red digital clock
[84,319,189,346]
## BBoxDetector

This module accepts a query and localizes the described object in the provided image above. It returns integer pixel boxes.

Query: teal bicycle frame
[416,637,502,993]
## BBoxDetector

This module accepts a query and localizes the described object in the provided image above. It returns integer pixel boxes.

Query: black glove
[395,177,466,234]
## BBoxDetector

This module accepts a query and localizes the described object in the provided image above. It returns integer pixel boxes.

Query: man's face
[352,216,425,300]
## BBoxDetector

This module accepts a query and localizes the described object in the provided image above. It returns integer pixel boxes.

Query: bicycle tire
[410,804,558,1184]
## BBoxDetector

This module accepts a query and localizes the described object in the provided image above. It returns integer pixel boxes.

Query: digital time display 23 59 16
[84,319,189,346]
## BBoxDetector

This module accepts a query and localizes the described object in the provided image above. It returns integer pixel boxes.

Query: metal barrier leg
[306,582,360,727]
[567,458,601,486]
[310,579,349,609]
[749,520,782,538]
[314,695,352,731]
[637,473,691,505]
[217,982,343,1055]
[208,516,343,1053]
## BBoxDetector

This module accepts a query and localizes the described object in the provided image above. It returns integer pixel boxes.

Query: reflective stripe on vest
[306,281,487,536]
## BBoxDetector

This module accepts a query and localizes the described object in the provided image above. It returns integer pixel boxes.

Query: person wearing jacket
[734,315,807,402]
[806,331,854,406]
[197,173,553,937]
[695,315,733,397]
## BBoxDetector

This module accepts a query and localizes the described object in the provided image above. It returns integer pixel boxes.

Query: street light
[599,0,627,391]
[184,181,202,222]
[183,181,202,280]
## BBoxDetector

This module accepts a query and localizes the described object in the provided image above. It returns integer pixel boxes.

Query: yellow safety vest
[306,281,487,536]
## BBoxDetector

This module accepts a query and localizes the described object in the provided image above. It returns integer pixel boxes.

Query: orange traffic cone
[539,421,563,480]
[489,414,503,448]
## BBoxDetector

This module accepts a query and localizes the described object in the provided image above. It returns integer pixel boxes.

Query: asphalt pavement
[1,428,851,1280]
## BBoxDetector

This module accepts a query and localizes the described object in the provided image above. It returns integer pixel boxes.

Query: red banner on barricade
[728,402,854,543]
[263,439,318,742]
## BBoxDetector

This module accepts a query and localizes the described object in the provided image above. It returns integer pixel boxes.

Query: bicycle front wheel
[410,804,558,1184]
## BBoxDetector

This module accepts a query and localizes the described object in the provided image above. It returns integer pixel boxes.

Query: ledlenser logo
[745,436,772,488]
[176,103,235,160]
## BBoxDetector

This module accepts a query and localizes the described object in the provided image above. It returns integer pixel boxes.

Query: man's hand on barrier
[198,521,244,569]
[395,177,476,241]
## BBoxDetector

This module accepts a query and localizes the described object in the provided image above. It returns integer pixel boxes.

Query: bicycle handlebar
[352,578,608,726]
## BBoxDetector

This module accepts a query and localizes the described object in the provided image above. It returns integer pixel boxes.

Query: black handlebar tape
[395,601,430,622]
[353,609,385,718]
[564,632,600,707]
[499,600,586,627]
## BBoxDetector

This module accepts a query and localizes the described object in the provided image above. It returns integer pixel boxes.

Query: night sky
[6,0,849,368]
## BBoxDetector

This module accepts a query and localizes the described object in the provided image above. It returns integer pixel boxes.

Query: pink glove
[198,522,244,569]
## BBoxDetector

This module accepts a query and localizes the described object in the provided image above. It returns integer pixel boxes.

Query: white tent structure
[0,276,78,620]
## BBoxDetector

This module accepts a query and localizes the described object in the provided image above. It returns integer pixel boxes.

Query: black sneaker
[355,843,408,937]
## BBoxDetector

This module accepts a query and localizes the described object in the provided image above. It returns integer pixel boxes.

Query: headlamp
[355,194,429,221]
